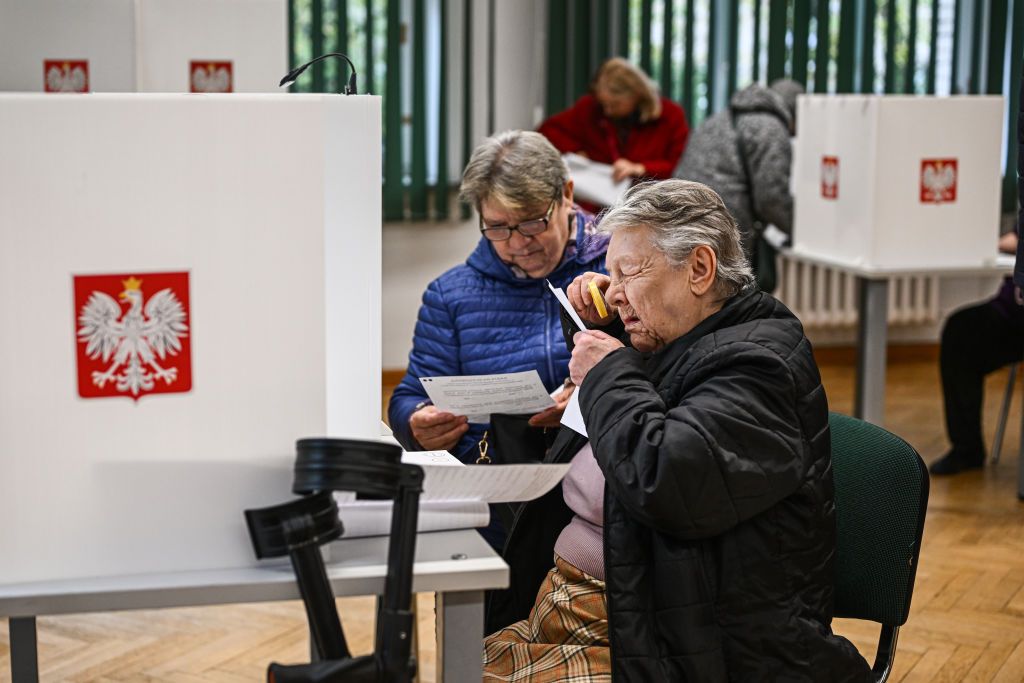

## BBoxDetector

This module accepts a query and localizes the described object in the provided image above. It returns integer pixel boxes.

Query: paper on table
[336,499,491,538]
[418,462,571,502]
[334,450,571,537]
[400,450,464,467]
[420,370,556,423]
[563,153,630,207]
[546,280,588,332]
[560,388,588,437]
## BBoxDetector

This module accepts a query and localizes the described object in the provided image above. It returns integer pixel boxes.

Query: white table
[784,249,1021,498]
[1,528,508,682]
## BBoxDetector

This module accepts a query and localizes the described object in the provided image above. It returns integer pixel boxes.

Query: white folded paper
[563,153,630,207]
[546,279,589,332]
[335,450,571,538]
[560,388,588,437]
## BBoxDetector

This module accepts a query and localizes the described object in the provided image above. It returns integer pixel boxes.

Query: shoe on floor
[929,451,984,476]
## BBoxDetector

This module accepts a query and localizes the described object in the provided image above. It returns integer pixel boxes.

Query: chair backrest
[828,412,930,626]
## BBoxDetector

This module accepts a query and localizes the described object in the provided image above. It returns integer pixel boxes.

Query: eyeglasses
[479,201,556,242]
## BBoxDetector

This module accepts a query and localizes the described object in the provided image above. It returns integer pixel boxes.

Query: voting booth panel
[792,96,1003,270]
[0,0,137,92]
[136,0,287,93]
[0,94,381,585]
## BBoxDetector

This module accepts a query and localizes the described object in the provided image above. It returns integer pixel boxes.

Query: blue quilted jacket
[388,208,609,462]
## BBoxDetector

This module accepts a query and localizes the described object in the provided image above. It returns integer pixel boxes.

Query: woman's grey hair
[599,180,755,298]
[459,130,568,213]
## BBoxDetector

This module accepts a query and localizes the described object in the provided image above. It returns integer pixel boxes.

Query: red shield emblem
[821,156,839,200]
[920,158,957,204]
[190,61,233,93]
[73,272,192,400]
[44,60,89,93]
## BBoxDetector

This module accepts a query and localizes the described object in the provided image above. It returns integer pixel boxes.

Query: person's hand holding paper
[569,330,624,385]
[546,277,625,436]
[565,271,617,325]
[409,406,469,451]
[419,371,557,423]
[528,382,576,428]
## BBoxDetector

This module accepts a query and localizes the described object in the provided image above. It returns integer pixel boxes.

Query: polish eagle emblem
[821,156,839,200]
[920,159,958,204]
[190,61,233,93]
[76,276,189,397]
[44,60,88,93]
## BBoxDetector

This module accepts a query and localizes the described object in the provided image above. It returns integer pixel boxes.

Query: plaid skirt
[483,554,611,682]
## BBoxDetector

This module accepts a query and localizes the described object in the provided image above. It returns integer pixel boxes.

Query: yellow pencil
[588,280,608,319]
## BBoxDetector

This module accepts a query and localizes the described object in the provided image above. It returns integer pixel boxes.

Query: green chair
[829,412,930,683]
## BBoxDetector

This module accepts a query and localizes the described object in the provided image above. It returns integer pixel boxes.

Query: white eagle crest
[46,63,87,92]
[77,277,188,396]
[821,159,839,192]
[191,65,231,93]
[922,161,956,203]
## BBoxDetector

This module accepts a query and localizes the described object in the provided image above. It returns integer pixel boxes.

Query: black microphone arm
[280,53,358,95]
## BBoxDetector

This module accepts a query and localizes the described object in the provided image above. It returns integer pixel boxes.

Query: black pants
[941,301,1024,459]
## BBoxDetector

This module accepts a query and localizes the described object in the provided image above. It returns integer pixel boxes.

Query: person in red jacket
[539,57,689,194]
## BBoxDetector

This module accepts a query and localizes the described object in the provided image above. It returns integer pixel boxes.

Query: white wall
[382,218,482,369]
[493,0,547,131]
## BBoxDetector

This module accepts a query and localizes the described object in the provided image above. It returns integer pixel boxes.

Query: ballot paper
[546,280,588,332]
[563,153,630,207]
[560,388,588,437]
[334,450,571,538]
[419,371,555,423]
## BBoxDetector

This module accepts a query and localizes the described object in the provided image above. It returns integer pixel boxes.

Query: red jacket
[538,94,689,179]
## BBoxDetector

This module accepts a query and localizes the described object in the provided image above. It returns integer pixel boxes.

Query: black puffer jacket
[488,288,870,681]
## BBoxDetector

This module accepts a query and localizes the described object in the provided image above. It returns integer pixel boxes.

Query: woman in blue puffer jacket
[388,131,609,535]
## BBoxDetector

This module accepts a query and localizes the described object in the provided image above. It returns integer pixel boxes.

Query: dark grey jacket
[676,85,794,260]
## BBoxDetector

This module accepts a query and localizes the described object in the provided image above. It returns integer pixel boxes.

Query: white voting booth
[0,0,137,92]
[0,93,381,586]
[0,0,286,93]
[136,0,287,92]
[788,94,1011,434]
[792,95,1004,270]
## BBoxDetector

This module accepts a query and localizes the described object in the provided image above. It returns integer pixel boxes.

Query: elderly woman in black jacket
[483,180,870,681]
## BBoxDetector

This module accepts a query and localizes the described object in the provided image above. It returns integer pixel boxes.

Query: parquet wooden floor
[2,356,1023,682]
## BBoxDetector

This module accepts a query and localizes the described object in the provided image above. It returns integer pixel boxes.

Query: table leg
[436,590,484,681]
[855,277,889,425]
[9,617,39,683]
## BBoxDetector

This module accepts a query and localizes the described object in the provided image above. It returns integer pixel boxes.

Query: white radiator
[775,253,940,328]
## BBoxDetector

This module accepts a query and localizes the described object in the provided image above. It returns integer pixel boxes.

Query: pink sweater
[553,443,606,580]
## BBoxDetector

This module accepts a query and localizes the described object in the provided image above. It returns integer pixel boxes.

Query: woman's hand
[567,272,616,325]
[528,383,575,428]
[409,406,469,451]
[569,331,625,385]
[999,231,1018,254]
[612,158,646,183]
